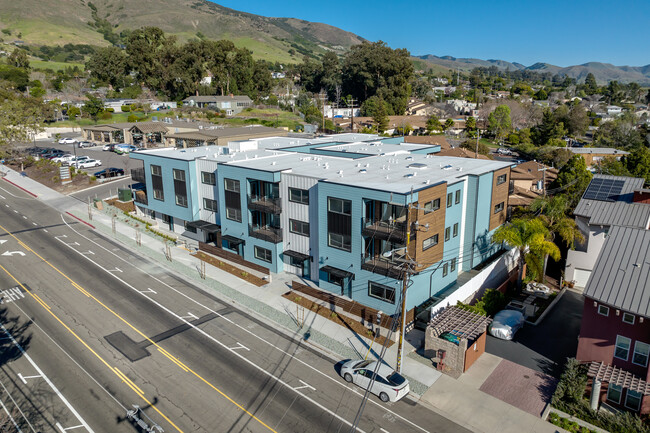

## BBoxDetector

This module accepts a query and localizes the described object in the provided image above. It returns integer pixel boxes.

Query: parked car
[94,167,125,179]
[78,141,95,148]
[103,143,121,151]
[73,159,102,169]
[51,154,75,163]
[339,359,410,402]
[66,156,90,166]
[59,137,77,144]
[114,144,138,155]
[489,310,525,340]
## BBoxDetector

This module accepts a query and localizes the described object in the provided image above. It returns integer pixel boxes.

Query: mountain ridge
[415,54,650,85]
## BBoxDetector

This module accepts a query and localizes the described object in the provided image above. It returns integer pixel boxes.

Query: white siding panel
[196,159,220,224]
[281,173,319,279]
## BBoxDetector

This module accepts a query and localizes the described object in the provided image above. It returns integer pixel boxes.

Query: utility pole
[537,162,549,196]
[348,98,358,133]
[475,128,480,159]
[396,191,413,374]
[320,91,326,133]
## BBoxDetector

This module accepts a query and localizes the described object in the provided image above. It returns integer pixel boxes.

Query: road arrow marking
[293,380,315,391]
[18,373,42,384]
[229,342,250,351]
[1,251,25,257]
[0,240,6,245]
[107,267,123,273]
[181,312,199,320]
[139,288,157,294]
[56,423,85,432]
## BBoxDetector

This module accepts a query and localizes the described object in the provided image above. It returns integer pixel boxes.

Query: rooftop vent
[442,164,453,170]
[404,173,415,178]
[408,163,428,170]
[359,169,367,174]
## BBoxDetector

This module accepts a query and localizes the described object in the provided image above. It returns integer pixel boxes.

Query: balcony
[249,224,283,243]
[134,189,148,206]
[361,256,406,280]
[248,195,282,214]
[361,218,407,241]
[131,167,146,184]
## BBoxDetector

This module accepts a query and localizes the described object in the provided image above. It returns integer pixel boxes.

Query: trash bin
[117,188,132,202]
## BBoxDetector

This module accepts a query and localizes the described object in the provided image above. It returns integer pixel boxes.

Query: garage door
[574,269,592,288]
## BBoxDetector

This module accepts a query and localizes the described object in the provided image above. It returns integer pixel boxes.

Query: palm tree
[492,217,561,288]
[531,194,585,279]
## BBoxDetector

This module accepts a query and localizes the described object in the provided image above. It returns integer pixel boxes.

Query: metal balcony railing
[361,217,407,241]
[248,224,283,243]
[131,167,146,184]
[361,256,405,280]
[248,195,282,214]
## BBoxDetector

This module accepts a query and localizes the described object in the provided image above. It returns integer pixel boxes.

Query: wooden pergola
[588,361,650,395]
[428,306,492,340]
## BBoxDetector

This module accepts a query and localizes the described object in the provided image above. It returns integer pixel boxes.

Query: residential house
[182,95,253,115]
[406,99,432,116]
[567,147,629,169]
[564,175,648,289]
[129,133,512,317]
[576,225,650,413]
[324,105,360,119]
[507,161,558,207]
[607,105,623,116]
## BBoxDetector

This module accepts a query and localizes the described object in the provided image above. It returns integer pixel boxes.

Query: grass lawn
[210,108,304,130]
[30,59,85,72]
[480,137,501,148]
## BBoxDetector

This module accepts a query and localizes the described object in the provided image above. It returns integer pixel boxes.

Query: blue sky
[212,0,649,67]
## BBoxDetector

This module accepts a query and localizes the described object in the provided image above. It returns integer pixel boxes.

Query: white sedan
[58,137,77,144]
[339,359,410,402]
[73,159,102,169]
[51,154,75,164]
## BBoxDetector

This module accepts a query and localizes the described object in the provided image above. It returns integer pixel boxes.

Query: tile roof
[584,226,650,317]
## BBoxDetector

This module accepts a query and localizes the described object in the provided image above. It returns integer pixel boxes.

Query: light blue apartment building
[130,133,511,318]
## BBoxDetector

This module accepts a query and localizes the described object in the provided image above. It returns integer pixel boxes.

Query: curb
[65,211,96,229]
[2,177,38,198]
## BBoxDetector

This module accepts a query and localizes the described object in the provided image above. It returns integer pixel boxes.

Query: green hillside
[0,0,365,63]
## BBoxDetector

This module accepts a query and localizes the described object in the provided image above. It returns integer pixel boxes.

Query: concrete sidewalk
[0,164,564,433]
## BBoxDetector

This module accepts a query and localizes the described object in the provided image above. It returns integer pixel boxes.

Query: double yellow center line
[0,223,277,433]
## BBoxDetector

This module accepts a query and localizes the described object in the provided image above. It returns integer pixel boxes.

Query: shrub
[121,105,131,112]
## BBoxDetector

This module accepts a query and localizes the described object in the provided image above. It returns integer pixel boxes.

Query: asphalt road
[0,180,470,433]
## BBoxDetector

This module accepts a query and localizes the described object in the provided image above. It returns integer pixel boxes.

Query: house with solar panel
[564,175,649,290]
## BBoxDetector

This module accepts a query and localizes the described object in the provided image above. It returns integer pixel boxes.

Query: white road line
[0,323,94,433]
[13,210,18,213]
[380,428,390,433]
[0,394,22,432]
[80,251,95,255]
[0,240,6,244]
[43,229,48,233]
[181,312,198,320]
[56,423,86,432]
[107,267,122,273]
[0,186,32,199]
[61,216,430,433]
[0,378,36,432]
[0,194,5,200]
[293,380,315,392]
[22,216,27,219]
[32,222,37,226]
[229,342,249,351]
[17,373,42,384]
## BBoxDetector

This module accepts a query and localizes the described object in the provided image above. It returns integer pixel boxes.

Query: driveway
[486,290,584,377]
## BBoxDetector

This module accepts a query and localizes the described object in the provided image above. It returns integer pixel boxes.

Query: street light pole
[396,200,411,374]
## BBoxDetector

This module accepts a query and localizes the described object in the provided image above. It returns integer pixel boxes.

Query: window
[623,313,635,325]
[494,202,504,214]
[497,174,507,185]
[614,335,631,361]
[447,193,453,208]
[455,190,461,204]
[203,198,218,212]
[224,178,240,193]
[289,188,309,205]
[453,223,459,237]
[173,169,185,182]
[175,194,188,207]
[289,219,309,237]
[173,169,188,208]
[607,384,622,404]
[328,233,351,251]
[368,281,396,304]
[423,234,438,250]
[625,389,643,411]
[224,178,241,222]
[445,227,451,241]
[226,208,241,222]
[442,263,449,277]
[450,258,457,272]
[151,164,164,201]
[327,272,344,287]
[254,246,272,263]
[184,220,197,233]
[633,341,650,367]
[424,198,440,214]
[201,171,216,185]
[328,197,351,215]
[151,165,161,176]
[598,305,610,316]
[327,197,352,252]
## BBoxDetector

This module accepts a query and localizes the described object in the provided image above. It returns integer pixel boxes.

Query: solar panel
[583,178,626,202]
